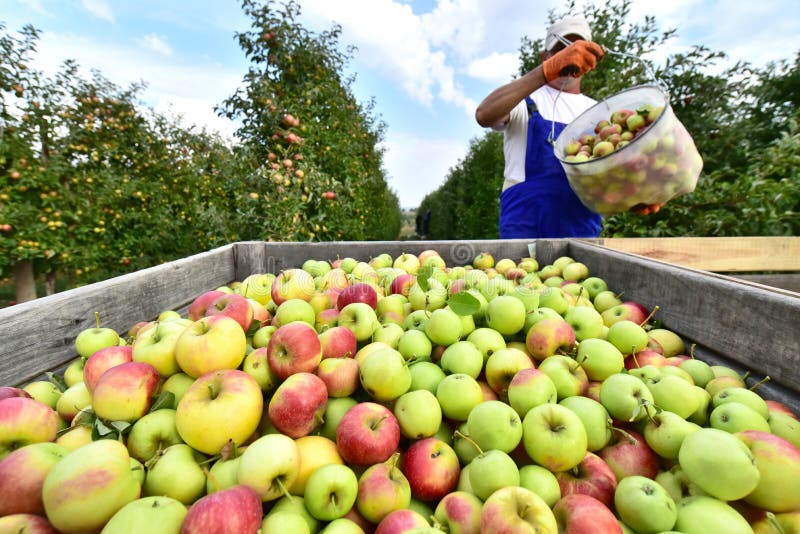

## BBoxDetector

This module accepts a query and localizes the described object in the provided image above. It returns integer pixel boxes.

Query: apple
[316,397,358,442]
[372,322,405,348]
[408,278,448,312]
[356,453,411,524]
[359,347,411,402]
[188,290,228,320]
[559,395,612,452]
[319,326,358,359]
[480,486,558,534]
[537,286,571,315]
[242,347,279,392]
[679,358,715,388]
[600,372,655,423]
[55,381,91,423]
[466,399,523,453]
[266,495,319,533]
[238,433,301,501]
[394,253,421,274]
[432,490,482,533]
[274,298,316,327]
[0,397,60,459]
[338,302,380,342]
[553,493,622,534]
[555,451,617,507]
[519,464,561,508]
[769,410,800,448]
[601,302,648,327]
[506,369,556,418]
[436,373,484,421]
[438,340,483,378]
[484,295,526,336]
[647,374,702,419]
[181,485,262,534]
[678,427,760,501]
[523,403,588,472]
[563,306,604,342]
[593,291,622,314]
[709,401,770,433]
[160,372,194,408]
[317,356,360,398]
[317,308,341,331]
[673,495,753,534]
[484,347,535,396]
[74,312,120,359]
[203,292,254,332]
[737,430,800,513]
[0,514,59,533]
[272,268,316,305]
[176,369,263,455]
[468,449,520,501]
[525,317,576,361]
[63,358,85,387]
[575,338,624,381]
[375,509,430,533]
[238,272,276,305]
[424,307,463,347]
[142,443,206,504]
[269,371,328,437]
[42,439,140,533]
[304,463,359,521]
[394,389,442,439]
[92,361,160,423]
[174,315,247,378]
[102,496,188,533]
[613,475,677,533]
[0,442,69,516]
[598,429,659,481]
[537,354,589,400]
[336,402,400,467]
[647,328,685,357]
[126,408,184,463]
[389,273,417,297]
[83,344,134,392]
[404,309,431,332]
[397,329,433,362]
[643,410,702,460]
[402,437,460,502]
[338,283,379,311]
[21,381,61,409]
[606,320,649,355]
[268,321,323,379]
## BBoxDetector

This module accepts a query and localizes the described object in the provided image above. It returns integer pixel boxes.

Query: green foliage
[420,0,800,239]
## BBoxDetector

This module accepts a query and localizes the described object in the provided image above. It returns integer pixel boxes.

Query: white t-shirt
[495,85,596,191]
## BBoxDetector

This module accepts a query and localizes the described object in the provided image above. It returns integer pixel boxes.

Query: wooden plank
[732,274,800,294]
[563,240,800,409]
[587,237,800,272]
[0,245,237,387]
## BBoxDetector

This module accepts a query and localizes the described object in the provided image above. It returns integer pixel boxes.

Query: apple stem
[203,466,223,493]
[94,311,102,329]
[630,350,641,369]
[689,343,697,359]
[610,426,638,445]
[387,451,401,470]
[749,375,771,391]
[742,370,752,381]
[197,454,222,467]
[639,305,659,327]
[453,429,484,455]
[275,477,292,500]
[767,512,788,534]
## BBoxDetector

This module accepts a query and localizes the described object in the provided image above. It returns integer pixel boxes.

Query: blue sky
[3,0,799,208]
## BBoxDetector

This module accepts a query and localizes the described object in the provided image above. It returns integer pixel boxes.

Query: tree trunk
[14,260,37,303]
[45,270,57,296]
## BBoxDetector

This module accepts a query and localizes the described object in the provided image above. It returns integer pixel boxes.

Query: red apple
[92,361,161,423]
[624,349,666,370]
[0,514,59,533]
[555,451,618,507]
[767,400,798,419]
[268,372,328,438]
[205,293,254,332]
[181,485,262,534]
[0,387,32,401]
[338,283,379,311]
[0,442,69,515]
[336,402,400,467]
[319,326,358,359]
[83,345,134,393]
[389,274,416,297]
[0,397,60,460]
[267,321,323,380]
[188,290,227,321]
[598,429,659,481]
[316,357,360,398]
[553,494,622,534]
[401,437,460,502]
[375,509,429,534]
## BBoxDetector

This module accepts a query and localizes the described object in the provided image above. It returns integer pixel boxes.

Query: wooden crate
[1,239,798,414]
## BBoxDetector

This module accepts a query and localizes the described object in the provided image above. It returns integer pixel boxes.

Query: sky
[2,0,799,208]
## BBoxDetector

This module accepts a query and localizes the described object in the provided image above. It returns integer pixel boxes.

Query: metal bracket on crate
[527,242,537,259]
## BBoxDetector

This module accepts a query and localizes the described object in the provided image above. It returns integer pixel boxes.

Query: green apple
[678,427,760,501]
[408,361,446,394]
[304,463,359,521]
[484,347,535,397]
[537,286,571,315]
[206,456,242,493]
[559,395,612,452]
[75,312,120,359]
[242,347,279,392]
[679,358,715,388]
[408,278,448,311]
[643,410,702,460]
[396,329,433,362]
[101,496,188,534]
[466,400,523,454]
[131,319,186,377]
[614,475,677,534]
[425,308,463,346]
[581,277,608,299]
[126,409,184,463]
[160,372,195,408]
[261,511,311,534]
[709,402,771,433]
[563,306,604,341]
[511,285,540,313]
[394,389,442,439]
[593,290,622,313]
[519,464,561,508]
[439,340,484,378]
[769,411,800,448]
[712,387,769,419]
[522,403,587,472]
[468,449,520,501]
[466,327,506,363]
[403,309,431,332]
[606,320,649,355]
[600,372,656,422]
[142,443,206,505]
[238,433,301,501]
[275,298,316,327]
[480,486,558,533]
[507,368,557,417]
[22,381,62,409]
[338,302,379,342]
[55,381,91,423]
[436,373,483,421]
[317,397,358,441]
[561,262,589,282]
[372,322,405,349]
[575,338,624,381]
[673,496,753,534]
[647,328,685,357]
[646,374,702,419]
[359,347,411,402]
[319,518,364,533]
[537,354,588,400]
[484,295,526,336]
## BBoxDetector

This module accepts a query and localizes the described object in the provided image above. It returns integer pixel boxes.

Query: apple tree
[217,0,402,242]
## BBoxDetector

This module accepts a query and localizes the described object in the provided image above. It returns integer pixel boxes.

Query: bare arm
[474,66,547,128]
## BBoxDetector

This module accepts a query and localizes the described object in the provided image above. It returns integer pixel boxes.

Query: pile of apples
[558,104,703,216]
[2,249,800,534]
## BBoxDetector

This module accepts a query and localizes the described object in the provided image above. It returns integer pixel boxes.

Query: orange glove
[542,41,605,82]
[629,203,664,215]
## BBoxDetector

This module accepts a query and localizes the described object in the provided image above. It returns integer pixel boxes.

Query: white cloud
[136,34,173,57]
[465,51,518,84]
[81,0,114,23]
[382,131,469,208]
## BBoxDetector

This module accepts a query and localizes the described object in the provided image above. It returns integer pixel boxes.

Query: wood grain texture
[588,236,800,272]
[0,245,236,387]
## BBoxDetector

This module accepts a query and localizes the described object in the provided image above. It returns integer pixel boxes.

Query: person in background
[476,15,657,239]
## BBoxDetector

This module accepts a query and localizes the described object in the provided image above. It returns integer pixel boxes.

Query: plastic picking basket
[553,85,703,216]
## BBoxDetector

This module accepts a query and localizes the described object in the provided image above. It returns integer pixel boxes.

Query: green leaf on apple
[448,292,481,317]
[110,420,132,434]
[149,390,176,413]
[417,266,433,291]
[246,319,263,337]
[46,371,68,392]
[93,418,115,439]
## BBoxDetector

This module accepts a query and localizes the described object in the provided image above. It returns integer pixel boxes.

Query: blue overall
[499,96,602,239]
